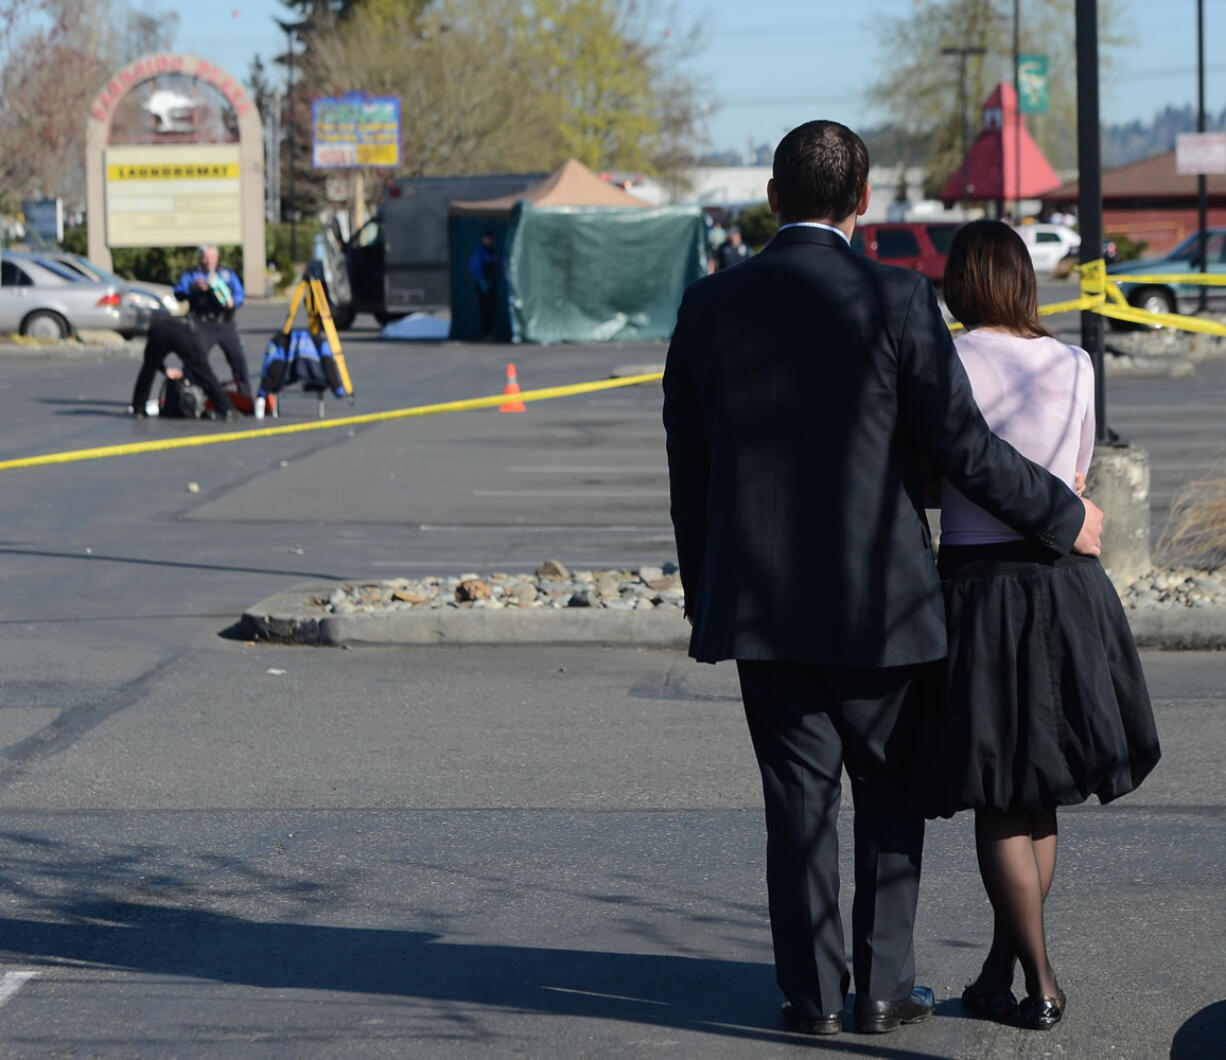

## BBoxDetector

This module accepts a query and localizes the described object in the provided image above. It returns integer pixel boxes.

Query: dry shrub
[1157,474,1226,569]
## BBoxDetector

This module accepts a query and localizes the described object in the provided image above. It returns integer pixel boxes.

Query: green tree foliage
[735,203,778,251]
[868,0,1128,188]
[304,0,706,182]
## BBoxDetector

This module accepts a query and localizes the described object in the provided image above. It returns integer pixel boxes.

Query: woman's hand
[1075,472,1087,497]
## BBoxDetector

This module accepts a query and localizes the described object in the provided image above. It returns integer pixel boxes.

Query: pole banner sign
[1017,54,1050,114]
[311,94,401,168]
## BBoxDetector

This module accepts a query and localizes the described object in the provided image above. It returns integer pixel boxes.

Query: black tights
[973,808,1061,1000]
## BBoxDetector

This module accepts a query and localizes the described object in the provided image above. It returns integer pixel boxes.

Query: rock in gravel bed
[1118,566,1226,610]
[314,560,686,615]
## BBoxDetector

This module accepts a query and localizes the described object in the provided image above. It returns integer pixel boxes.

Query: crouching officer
[131,315,237,420]
[174,244,251,394]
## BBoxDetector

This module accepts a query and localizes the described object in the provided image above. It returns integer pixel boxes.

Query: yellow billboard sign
[105,144,241,247]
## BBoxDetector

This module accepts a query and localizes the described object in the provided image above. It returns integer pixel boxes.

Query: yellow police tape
[0,372,664,473]
[951,260,1226,335]
[4,258,1224,472]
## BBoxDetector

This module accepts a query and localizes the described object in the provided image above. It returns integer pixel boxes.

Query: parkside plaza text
[90,54,253,124]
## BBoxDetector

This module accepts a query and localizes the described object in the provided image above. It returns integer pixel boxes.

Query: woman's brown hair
[943,219,1050,338]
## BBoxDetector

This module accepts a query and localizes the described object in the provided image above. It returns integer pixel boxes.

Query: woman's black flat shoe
[961,982,1018,1023]
[1018,988,1066,1030]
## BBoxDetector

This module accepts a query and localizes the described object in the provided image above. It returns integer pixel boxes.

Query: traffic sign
[1176,132,1226,175]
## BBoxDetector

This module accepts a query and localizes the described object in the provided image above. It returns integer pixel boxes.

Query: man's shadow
[0,900,946,1056]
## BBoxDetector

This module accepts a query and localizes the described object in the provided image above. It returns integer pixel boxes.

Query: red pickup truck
[850,222,963,285]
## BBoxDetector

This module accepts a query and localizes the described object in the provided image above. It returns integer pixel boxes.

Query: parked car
[1107,228,1226,323]
[0,250,134,339]
[38,252,182,338]
[850,222,964,284]
[1015,223,1081,274]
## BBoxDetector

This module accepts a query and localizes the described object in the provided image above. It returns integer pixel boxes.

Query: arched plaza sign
[85,53,266,296]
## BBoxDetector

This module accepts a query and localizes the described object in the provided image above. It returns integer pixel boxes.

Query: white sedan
[1015,223,1081,274]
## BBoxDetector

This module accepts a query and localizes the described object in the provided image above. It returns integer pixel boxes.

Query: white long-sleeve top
[940,329,1095,545]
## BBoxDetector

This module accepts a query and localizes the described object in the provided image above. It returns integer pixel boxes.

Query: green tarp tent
[448,159,707,343]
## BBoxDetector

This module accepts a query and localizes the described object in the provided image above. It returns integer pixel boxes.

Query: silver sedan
[0,250,135,340]
[37,251,184,338]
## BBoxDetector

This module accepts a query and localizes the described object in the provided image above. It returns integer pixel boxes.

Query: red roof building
[941,82,1062,207]
[1043,151,1226,255]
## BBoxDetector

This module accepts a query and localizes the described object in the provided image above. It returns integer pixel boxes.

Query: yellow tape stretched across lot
[4,258,1223,472]
[952,260,1226,335]
[0,372,665,473]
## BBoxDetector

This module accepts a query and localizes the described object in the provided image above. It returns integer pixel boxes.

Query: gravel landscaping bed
[316,559,685,615]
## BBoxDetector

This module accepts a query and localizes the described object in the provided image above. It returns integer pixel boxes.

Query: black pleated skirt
[914,541,1161,820]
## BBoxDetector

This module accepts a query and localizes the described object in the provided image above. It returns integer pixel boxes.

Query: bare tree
[0,0,180,207]
[867,0,1129,187]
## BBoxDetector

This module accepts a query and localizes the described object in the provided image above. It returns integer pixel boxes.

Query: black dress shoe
[1018,988,1066,1030]
[781,1001,842,1036]
[961,981,1018,1023]
[853,986,935,1034]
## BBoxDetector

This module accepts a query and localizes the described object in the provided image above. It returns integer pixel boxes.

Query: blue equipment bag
[258,329,346,400]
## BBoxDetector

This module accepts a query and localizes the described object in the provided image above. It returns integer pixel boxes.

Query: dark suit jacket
[663,225,1085,667]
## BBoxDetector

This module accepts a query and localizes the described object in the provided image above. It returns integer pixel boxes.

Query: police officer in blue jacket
[174,244,251,394]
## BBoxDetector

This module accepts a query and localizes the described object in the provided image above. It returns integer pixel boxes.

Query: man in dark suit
[663,121,1103,1037]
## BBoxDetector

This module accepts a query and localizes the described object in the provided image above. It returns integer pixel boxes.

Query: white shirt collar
[777,221,850,246]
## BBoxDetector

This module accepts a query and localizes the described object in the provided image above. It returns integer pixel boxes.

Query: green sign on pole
[1017,53,1050,114]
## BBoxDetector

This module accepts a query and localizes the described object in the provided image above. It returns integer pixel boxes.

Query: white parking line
[473,490,669,497]
[0,971,38,1008]
[416,525,674,533]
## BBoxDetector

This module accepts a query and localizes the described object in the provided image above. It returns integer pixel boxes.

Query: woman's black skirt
[915,541,1161,820]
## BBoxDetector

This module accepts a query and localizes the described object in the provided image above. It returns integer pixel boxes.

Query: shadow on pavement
[0,546,343,582]
[0,900,948,1056]
[1171,999,1226,1059]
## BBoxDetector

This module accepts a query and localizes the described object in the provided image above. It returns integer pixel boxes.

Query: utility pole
[942,46,987,208]
[1075,0,1106,442]
[1197,0,1209,312]
[1013,0,1023,217]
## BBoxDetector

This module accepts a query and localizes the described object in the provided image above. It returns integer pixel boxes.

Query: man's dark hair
[772,121,870,223]
[943,220,1050,338]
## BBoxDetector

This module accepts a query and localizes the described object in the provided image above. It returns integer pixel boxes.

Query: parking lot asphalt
[0,300,1222,1057]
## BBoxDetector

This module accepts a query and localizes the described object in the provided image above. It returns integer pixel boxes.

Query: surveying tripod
[272,263,355,417]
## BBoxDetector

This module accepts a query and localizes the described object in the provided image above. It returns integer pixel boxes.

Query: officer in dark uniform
[174,244,251,393]
[717,226,753,270]
[468,230,500,340]
[131,315,236,419]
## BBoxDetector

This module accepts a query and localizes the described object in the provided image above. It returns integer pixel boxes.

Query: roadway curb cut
[241,585,1226,651]
[241,584,691,648]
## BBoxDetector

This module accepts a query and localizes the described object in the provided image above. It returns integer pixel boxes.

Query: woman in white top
[914,221,1160,1030]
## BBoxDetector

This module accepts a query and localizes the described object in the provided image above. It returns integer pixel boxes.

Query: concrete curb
[241,583,691,648]
[1126,607,1226,650]
[242,584,1226,651]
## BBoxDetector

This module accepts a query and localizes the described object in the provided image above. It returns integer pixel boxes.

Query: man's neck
[780,216,855,240]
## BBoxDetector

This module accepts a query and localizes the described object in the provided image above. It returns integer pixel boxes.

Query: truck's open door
[320,220,355,329]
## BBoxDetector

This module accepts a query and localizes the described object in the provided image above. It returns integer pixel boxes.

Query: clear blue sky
[179,0,1223,154]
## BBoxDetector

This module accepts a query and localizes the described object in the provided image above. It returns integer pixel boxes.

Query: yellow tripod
[279,271,355,413]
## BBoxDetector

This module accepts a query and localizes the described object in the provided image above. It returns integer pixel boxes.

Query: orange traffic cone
[500,363,527,413]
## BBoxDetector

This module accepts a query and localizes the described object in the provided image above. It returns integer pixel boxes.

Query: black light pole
[942,46,987,207]
[276,18,312,265]
[1075,0,1107,442]
[1196,0,1209,312]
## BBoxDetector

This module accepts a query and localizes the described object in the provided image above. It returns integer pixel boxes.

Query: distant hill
[699,107,1226,172]
[1103,105,1226,168]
